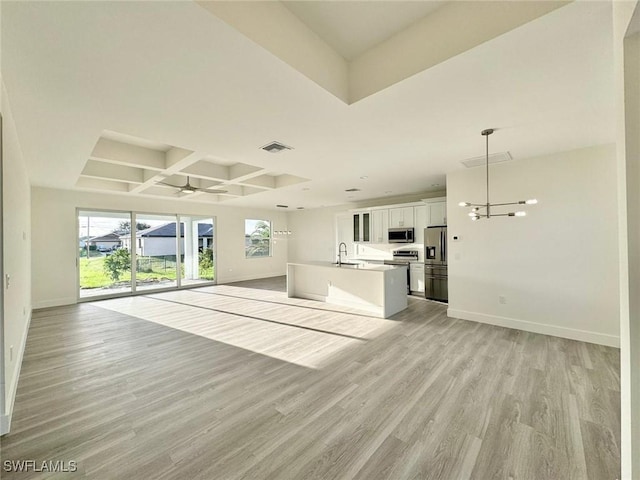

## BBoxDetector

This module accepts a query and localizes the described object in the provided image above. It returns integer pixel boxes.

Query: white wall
[31,187,289,308]
[287,205,344,264]
[1,82,32,432]
[623,29,640,480]
[447,144,620,347]
[614,0,640,475]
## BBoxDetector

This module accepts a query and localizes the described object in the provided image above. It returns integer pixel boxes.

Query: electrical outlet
[499,295,507,305]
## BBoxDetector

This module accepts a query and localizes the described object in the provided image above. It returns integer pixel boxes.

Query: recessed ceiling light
[261,141,293,153]
[360,176,368,180]
[345,188,361,192]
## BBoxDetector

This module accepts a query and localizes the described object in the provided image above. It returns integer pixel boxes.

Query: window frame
[244,218,272,259]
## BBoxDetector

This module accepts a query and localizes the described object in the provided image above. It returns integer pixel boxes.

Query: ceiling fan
[156,176,227,195]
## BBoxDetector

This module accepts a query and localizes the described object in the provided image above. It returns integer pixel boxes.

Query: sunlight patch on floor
[93,286,398,369]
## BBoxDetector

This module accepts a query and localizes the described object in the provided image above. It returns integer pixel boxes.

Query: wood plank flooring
[0,277,621,479]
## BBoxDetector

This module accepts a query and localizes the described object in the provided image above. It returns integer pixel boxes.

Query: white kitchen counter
[286,262,408,318]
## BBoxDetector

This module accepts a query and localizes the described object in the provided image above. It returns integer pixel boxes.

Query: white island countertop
[287,262,408,318]
[287,261,399,271]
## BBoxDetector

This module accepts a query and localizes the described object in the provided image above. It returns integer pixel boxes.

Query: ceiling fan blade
[157,181,181,188]
[200,188,228,194]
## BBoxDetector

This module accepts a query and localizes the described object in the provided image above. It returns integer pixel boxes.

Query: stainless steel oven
[384,250,418,294]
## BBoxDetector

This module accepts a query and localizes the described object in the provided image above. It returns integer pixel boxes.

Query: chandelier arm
[487,201,525,207]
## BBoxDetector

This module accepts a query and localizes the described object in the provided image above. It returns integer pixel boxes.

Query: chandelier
[459,128,537,220]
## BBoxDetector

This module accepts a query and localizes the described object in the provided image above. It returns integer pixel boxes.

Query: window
[245,219,271,258]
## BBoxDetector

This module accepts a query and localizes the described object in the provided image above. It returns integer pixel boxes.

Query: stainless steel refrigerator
[424,226,448,302]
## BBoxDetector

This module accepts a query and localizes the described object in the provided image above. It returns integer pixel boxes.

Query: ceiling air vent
[345,188,361,192]
[261,141,293,153]
[462,151,512,168]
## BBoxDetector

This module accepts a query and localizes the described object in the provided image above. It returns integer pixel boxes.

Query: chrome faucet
[338,242,348,266]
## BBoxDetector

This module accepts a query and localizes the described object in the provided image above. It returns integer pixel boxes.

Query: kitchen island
[286,262,408,318]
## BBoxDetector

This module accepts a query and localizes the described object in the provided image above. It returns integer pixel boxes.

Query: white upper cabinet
[352,210,371,243]
[389,206,414,228]
[427,202,446,226]
[413,205,428,244]
[371,209,389,243]
[422,197,447,226]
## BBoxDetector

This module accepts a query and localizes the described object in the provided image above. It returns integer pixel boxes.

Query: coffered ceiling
[1,1,615,210]
[78,132,308,203]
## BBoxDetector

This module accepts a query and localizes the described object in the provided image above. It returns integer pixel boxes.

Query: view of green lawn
[79,255,214,290]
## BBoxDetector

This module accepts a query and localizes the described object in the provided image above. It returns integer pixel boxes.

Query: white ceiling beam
[229,163,263,181]
[90,138,167,170]
[81,160,144,183]
[182,161,231,181]
[76,177,130,192]
[165,147,195,168]
[241,174,276,189]
[128,149,202,193]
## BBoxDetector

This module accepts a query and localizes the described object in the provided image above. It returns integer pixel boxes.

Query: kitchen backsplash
[354,243,424,262]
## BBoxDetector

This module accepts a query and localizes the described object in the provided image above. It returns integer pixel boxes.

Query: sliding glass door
[78,209,216,300]
[78,210,133,298]
[179,216,215,286]
[134,213,179,292]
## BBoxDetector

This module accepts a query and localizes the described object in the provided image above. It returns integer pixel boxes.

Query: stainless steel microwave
[388,228,414,243]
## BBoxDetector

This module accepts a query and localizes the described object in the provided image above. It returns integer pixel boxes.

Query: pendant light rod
[459,128,537,220]
[482,128,493,218]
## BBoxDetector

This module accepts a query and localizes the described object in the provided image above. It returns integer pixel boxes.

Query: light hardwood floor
[1,277,620,479]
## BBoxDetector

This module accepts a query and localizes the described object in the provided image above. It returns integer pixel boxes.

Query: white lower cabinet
[409,263,424,293]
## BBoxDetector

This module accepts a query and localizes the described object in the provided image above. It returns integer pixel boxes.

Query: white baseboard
[447,308,620,348]
[33,297,77,309]
[2,308,32,435]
